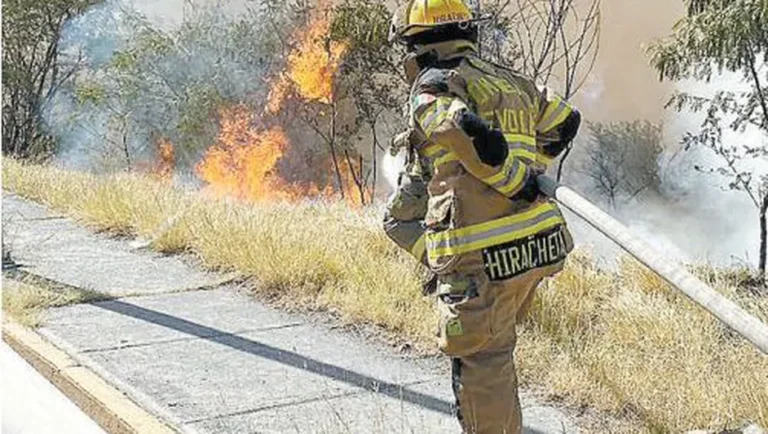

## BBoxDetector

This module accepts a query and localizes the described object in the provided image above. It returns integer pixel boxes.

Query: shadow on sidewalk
[94,301,553,433]
[4,267,552,433]
[91,300,553,433]
[96,300,457,416]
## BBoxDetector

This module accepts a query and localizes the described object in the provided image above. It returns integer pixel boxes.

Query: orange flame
[267,2,348,113]
[195,105,297,201]
[195,3,367,207]
[152,137,174,182]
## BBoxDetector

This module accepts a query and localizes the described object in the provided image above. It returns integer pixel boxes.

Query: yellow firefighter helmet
[389,0,475,44]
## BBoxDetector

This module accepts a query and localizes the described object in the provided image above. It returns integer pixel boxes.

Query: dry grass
[2,277,107,327]
[4,159,767,433]
[518,257,768,433]
[2,159,436,344]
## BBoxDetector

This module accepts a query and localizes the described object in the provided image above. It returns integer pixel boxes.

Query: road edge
[2,320,178,434]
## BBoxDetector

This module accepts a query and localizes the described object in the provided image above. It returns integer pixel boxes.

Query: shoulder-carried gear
[406,53,579,277]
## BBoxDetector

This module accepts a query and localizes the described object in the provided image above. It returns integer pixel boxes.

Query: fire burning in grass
[195,106,297,201]
[154,137,174,182]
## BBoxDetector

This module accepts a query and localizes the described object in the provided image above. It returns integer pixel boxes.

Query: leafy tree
[60,4,286,169]
[331,0,407,202]
[477,0,600,99]
[648,0,768,279]
[263,0,404,205]
[2,0,102,158]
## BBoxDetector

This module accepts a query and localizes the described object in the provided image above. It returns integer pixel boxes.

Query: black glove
[511,173,540,203]
[457,110,508,167]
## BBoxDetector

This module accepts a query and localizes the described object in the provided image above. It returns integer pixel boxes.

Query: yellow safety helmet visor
[389,0,474,44]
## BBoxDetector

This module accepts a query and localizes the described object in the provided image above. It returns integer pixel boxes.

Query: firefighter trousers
[436,267,553,434]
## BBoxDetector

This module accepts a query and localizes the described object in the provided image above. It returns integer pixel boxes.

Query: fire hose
[536,174,768,355]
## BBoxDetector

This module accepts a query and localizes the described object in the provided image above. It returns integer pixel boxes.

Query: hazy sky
[576,0,684,123]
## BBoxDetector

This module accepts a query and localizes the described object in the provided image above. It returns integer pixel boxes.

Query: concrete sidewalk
[2,194,578,434]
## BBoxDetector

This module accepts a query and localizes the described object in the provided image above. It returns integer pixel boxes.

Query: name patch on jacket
[482,225,568,281]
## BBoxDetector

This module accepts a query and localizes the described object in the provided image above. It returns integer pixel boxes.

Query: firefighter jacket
[385,40,578,281]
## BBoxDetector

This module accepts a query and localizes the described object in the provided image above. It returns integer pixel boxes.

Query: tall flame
[194,2,366,206]
[267,2,348,113]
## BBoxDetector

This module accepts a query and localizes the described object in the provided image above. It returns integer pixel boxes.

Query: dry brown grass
[518,254,768,433]
[4,159,767,433]
[2,277,106,327]
[2,159,436,344]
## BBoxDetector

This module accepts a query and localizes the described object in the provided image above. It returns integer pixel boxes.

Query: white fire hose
[537,175,768,355]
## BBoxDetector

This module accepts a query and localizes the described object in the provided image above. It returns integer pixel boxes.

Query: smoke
[382,150,406,194]
[44,0,276,172]
[567,71,767,268]
[558,0,767,268]
[574,0,683,123]
[653,74,767,266]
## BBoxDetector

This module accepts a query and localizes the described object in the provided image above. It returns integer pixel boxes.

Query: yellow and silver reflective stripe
[418,97,459,137]
[482,154,527,196]
[420,143,444,158]
[426,203,564,259]
[410,233,427,261]
[420,144,459,170]
[434,152,458,168]
[431,136,536,170]
[538,96,573,133]
[422,135,537,172]
[537,153,554,167]
[417,97,451,137]
[504,134,537,161]
[483,156,526,196]
[431,148,459,169]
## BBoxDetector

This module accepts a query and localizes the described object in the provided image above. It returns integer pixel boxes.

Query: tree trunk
[759,192,768,281]
[328,103,345,200]
[343,150,368,206]
[369,121,378,200]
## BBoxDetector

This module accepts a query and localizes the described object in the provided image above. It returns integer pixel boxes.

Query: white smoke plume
[566,72,767,268]
[44,0,264,171]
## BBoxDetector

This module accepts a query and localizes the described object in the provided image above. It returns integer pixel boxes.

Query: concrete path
[2,193,578,434]
[2,195,226,296]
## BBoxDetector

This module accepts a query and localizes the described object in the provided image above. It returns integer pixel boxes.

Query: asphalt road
[1,342,106,434]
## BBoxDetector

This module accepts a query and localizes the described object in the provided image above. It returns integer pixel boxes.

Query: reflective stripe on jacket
[408,43,576,276]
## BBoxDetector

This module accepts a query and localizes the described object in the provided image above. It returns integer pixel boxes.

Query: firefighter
[384,1,581,433]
